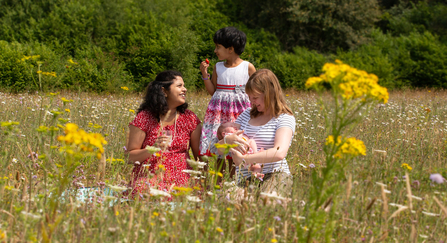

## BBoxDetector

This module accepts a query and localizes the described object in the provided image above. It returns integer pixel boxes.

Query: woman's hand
[224,130,249,154]
[229,148,245,166]
[154,135,170,151]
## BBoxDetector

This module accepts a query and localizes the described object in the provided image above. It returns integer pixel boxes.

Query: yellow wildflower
[129,109,135,114]
[305,60,389,104]
[216,227,223,233]
[65,109,70,113]
[401,163,412,171]
[68,59,78,65]
[326,135,366,159]
[121,86,129,91]
[61,97,73,104]
[271,239,278,243]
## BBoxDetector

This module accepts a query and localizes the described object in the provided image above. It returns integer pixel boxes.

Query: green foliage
[267,47,328,89]
[0,41,35,92]
[383,1,447,42]
[0,0,446,92]
[217,0,382,52]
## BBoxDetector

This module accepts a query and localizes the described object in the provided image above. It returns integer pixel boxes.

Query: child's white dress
[199,61,251,156]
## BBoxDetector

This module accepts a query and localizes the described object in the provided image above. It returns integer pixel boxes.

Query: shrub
[267,47,328,89]
[0,41,35,92]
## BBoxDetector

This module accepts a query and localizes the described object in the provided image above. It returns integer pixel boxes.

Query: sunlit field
[1,89,446,242]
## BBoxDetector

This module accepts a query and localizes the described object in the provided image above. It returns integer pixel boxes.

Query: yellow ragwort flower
[326,135,366,159]
[401,163,412,171]
[305,60,389,104]
[121,86,129,91]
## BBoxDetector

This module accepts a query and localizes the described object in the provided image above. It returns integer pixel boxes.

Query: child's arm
[248,63,256,76]
[200,61,217,95]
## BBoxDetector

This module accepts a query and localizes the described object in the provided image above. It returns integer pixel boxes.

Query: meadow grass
[0,89,446,242]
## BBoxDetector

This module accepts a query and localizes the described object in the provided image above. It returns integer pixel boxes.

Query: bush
[336,30,447,88]
[217,0,382,52]
[267,47,328,89]
[0,41,35,92]
[383,2,447,42]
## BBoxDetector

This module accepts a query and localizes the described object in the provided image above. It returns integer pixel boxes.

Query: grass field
[0,89,447,242]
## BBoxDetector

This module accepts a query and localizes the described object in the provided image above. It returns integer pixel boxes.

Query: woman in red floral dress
[126,70,202,196]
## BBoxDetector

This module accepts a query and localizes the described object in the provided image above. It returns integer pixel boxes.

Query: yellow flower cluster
[68,59,78,65]
[20,55,40,61]
[305,60,389,103]
[1,121,19,127]
[401,163,412,171]
[325,135,366,158]
[37,71,57,77]
[57,123,107,159]
[61,97,73,103]
[121,86,129,91]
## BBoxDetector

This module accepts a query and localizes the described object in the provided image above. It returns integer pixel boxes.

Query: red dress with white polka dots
[129,109,201,195]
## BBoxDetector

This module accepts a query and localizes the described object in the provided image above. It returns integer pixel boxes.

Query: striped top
[234,108,296,179]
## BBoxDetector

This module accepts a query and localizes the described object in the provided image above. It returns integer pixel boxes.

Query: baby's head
[217,122,238,140]
[213,27,247,56]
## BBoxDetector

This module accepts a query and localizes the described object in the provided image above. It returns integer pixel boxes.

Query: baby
[217,122,264,180]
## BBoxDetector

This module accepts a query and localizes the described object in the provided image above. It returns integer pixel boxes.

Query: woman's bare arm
[126,125,151,164]
[230,127,293,166]
[190,123,202,161]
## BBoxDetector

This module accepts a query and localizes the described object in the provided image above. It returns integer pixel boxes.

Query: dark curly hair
[213,26,247,55]
[137,70,188,121]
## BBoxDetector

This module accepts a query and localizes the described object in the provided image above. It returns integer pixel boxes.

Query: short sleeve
[278,113,296,133]
[185,110,201,132]
[129,110,152,132]
[235,108,251,126]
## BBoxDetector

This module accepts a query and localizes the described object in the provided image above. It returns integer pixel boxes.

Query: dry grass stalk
[433,196,447,218]
[366,198,376,211]
[380,185,389,241]
[388,205,408,221]
[405,172,417,242]
[346,174,352,201]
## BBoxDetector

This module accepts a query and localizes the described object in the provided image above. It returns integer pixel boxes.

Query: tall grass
[0,89,446,242]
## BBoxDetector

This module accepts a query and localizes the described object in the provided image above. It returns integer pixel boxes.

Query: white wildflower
[149,188,171,197]
[107,185,128,192]
[21,211,41,219]
[12,158,18,163]
[223,181,236,187]
[422,211,440,217]
[145,145,161,155]
[186,195,201,202]
[260,191,289,201]
[375,182,387,187]
[182,169,202,175]
[410,195,423,201]
[187,159,207,169]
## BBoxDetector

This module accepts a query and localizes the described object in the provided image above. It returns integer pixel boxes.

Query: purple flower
[309,163,315,168]
[412,180,420,188]
[273,216,281,221]
[429,174,445,184]
[123,146,127,152]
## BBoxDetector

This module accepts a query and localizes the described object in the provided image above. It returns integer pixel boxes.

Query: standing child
[199,26,256,178]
